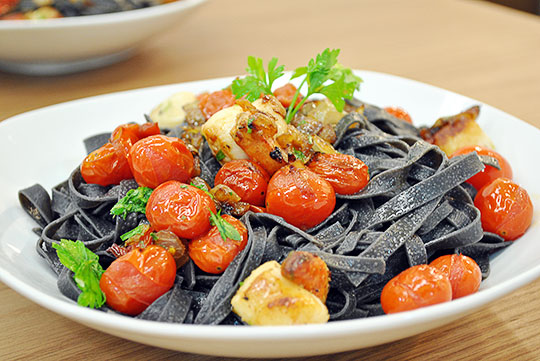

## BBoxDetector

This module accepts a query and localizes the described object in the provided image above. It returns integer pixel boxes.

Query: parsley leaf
[110,187,153,219]
[52,239,106,309]
[231,56,284,102]
[285,48,362,123]
[209,209,241,242]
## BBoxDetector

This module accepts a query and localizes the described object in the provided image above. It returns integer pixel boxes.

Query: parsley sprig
[286,48,362,122]
[110,187,153,219]
[231,56,285,102]
[209,209,241,242]
[52,239,106,309]
[230,49,362,123]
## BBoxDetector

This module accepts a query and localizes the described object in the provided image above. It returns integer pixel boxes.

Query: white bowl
[0,0,207,75]
[1,71,539,358]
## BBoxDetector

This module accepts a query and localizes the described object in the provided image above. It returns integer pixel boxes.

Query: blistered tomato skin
[380,264,452,314]
[80,142,133,186]
[189,215,248,274]
[146,181,216,239]
[198,89,236,120]
[474,177,533,241]
[214,159,270,206]
[273,83,303,108]
[451,145,513,190]
[99,245,176,315]
[266,163,336,230]
[128,135,194,189]
[307,153,369,195]
[384,106,413,124]
[430,254,482,299]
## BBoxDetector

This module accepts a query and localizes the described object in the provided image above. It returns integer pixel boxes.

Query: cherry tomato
[474,177,533,241]
[110,124,140,157]
[99,245,176,315]
[146,181,216,239]
[80,142,132,186]
[198,89,236,120]
[281,251,330,302]
[307,153,369,195]
[214,159,270,206]
[380,264,452,314]
[188,214,248,274]
[1,0,19,16]
[384,106,413,124]
[430,254,482,299]
[451,145,513,190]
[137,122,161,138]
[273,83,303,108]
[266,163,336,230]
[128,135,194,189]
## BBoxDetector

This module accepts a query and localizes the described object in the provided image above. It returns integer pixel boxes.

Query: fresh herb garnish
[216,150,226,162]
[52,239,106,309]
[285,48,362,123]
[231,56,285,102]
[110,187,153,219]
[120,224,147,242]
[230,49,362,124]
[209,209,241,242]
[292,149,306,162]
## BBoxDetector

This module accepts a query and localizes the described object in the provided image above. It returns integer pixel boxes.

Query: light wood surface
[2,0,540,359]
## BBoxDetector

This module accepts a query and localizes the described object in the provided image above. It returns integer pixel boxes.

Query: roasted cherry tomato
[214,159,270,206]
[1,0,19,16]
[189,214,248,274]
[128,135,194,189]
[266,163,336,230]
[99,245,176,315]
[474,177,533,241]
[80,142,132,186]
[384,106,413,124]
[281,251,330,302]
[146,181,216,239]
[380,264,452,314]
[307,153,369,195]
[430,254,482,299]
[273,83,303,108]
[198,89,236,120]
[451,145,513,190]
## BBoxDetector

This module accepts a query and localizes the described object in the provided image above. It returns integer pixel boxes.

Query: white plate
[0,0,207,75]
[1,71,539,358]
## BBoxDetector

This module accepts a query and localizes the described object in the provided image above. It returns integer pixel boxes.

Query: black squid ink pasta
[18,98,510,325]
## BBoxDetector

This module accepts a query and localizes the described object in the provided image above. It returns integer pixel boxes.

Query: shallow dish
[0,71,539,358]
[0,0,206,75]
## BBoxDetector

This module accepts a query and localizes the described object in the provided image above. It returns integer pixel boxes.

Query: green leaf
[231,56,285,101]
[292,149,306,162]
[290,66,307,80]
[215,150,226,162]
[209,209,242,242]
[120,224,147,242]
[52,239,106,309]
[110,187,153,219]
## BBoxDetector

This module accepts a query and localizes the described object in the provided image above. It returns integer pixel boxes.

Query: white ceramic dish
[1,71,539,358]
[0,0,206,75]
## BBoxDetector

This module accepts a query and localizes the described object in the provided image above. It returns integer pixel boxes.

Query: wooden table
[2,0,540,359]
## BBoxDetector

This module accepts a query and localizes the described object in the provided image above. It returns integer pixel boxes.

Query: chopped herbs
[216,150,226,162]
[120,224,148,242]
[110,187,153,219]
[292,149,306,161]
[52,239,106,309]
[209,209,241,242]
